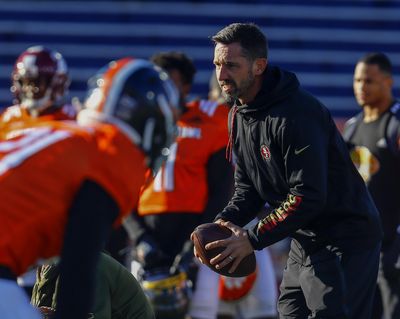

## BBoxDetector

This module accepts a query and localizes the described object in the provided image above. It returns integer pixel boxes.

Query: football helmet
[10,46,69,114]
[79,57,180,172]
[140,267,192,319]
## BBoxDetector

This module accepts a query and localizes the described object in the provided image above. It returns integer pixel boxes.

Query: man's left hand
[206,220,254,274]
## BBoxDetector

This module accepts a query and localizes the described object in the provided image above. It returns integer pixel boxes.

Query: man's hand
[190,232,204,264]
[205,220,254,274]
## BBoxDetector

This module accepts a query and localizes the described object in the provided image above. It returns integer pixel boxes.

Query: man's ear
[385,76,394,89]
[253,58,267,75]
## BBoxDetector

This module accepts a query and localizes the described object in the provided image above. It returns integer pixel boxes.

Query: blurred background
[1,0,400,120]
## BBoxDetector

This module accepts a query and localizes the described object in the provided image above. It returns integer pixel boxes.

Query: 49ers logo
[260,144,271,161]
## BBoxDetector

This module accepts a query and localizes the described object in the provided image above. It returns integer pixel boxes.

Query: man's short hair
[211,23,268,61]
[358,52,392,76]
[150,51,196,86]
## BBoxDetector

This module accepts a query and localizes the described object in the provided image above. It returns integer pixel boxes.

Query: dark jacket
[216,66,382,259]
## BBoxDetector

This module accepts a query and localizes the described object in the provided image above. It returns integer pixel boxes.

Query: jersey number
[153,142,178,192]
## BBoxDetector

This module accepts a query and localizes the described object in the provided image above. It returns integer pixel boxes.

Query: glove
[135,234,168,270]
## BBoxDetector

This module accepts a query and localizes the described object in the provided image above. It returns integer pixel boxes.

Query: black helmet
[140,268,192,319]
[79,57,180,172]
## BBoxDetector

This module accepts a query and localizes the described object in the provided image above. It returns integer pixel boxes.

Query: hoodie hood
[237,65,299,114]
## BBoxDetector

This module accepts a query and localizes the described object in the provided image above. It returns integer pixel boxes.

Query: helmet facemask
[10,46,69,116]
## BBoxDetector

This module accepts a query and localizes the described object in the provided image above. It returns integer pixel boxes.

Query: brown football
[192,223,256,277]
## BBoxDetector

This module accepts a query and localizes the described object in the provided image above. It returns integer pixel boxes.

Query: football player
[1,46,77,296]
[129,51,234,319]
[1,46,76,126]
[0,57,179,319]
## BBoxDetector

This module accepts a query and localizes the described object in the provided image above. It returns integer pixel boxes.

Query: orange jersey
[138,100,229,215]
[0,103,77,125]
[0,120,146,276]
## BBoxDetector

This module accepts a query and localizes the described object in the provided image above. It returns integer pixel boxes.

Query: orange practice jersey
[0,120,146,276]
[138,100,229,215]
[0,104,77,126]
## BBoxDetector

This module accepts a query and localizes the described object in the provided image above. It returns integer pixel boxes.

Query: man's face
[353,62,392,108]
[213,42,255,104]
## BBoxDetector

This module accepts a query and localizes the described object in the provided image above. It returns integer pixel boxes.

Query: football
[192,223,256,277]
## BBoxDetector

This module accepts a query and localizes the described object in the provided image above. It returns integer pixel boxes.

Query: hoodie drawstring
[226,105,238,162]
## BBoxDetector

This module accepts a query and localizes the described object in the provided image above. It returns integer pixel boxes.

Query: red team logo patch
[260,144,271,161]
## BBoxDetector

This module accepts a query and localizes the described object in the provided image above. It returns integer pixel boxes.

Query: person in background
[196,22,382,319]
[1,46,76,126]
[0,57,179,319]
[0,46,77,297]
[31,252,154,319]
[129,51,234,319]
[343,52,400,319]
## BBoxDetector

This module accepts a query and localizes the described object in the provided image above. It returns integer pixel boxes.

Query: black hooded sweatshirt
[216,66,382,262]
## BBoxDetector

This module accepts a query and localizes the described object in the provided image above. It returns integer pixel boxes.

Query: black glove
[135,234,168,270]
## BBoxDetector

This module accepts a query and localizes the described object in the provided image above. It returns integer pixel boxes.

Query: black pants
[278,243,381,319]
[375,236,400,319]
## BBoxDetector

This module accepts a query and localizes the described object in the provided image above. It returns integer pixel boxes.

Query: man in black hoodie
[197,22,383,319]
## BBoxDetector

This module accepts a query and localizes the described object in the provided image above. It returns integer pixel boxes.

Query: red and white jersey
[0,120,146,276]
[138,100,229,215]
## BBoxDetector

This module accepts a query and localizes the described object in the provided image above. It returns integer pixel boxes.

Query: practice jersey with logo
[344,105,400,247]
[0,120,146,276]
[138,100,229,215]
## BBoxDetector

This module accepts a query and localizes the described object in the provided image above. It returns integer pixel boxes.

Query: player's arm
[54,179,119,319]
